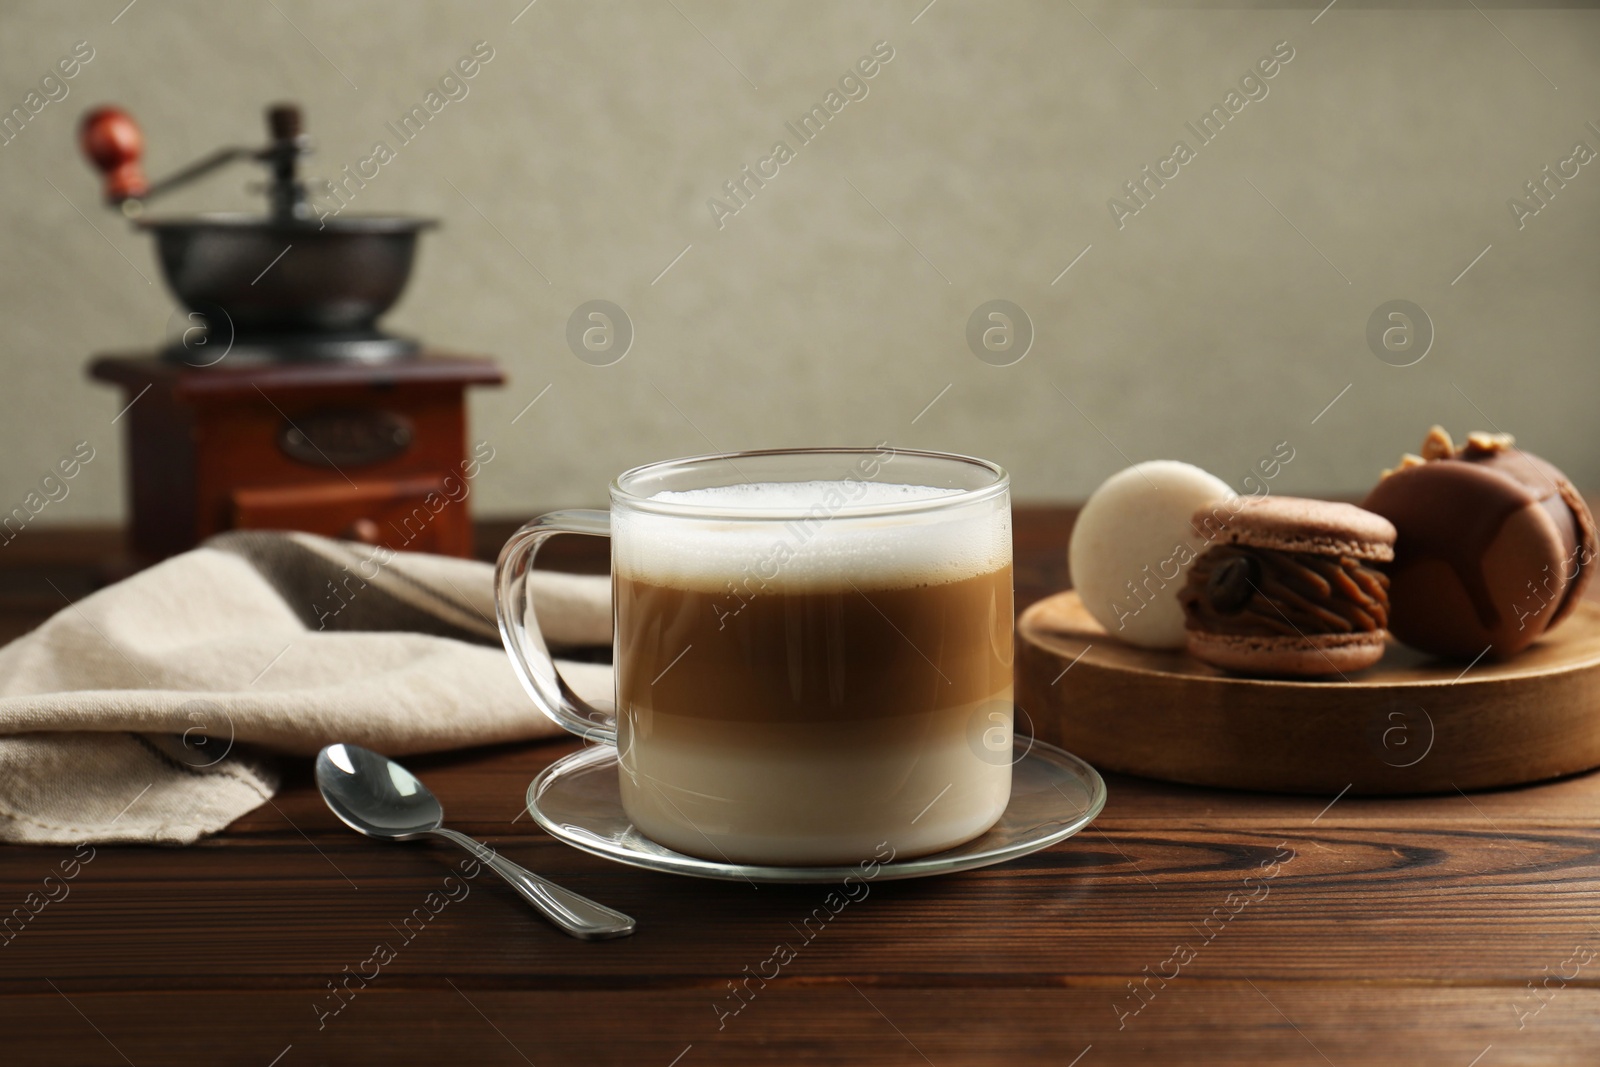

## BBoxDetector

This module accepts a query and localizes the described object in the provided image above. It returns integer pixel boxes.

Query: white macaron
[1069,460,1235,649]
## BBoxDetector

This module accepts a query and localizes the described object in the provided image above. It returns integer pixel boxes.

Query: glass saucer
[524,738,1107,884]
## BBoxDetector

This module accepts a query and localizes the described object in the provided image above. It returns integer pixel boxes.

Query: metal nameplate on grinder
[278,408,413,468]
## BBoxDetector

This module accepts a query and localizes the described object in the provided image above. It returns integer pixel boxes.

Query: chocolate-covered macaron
[1178,497,1396,677]
[1361,427,1596,660]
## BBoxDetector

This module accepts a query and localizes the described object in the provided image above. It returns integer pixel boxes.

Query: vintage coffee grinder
[81,103,503,561]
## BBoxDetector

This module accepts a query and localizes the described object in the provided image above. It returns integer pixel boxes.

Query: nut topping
[1462,430,1516,456]
[1382,427,1517,478]
[1420,425,1454,461]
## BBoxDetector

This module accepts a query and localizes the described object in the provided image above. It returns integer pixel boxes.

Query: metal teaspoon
[315,743,635,940]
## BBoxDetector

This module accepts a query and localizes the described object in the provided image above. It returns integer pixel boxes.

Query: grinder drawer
[230,476,471,555]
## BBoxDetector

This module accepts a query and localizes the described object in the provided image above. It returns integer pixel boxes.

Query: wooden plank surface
[2,510,1598,1065]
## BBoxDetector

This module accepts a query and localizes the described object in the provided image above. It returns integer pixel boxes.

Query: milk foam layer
[614,480,1010,591]
[651,481,962,510]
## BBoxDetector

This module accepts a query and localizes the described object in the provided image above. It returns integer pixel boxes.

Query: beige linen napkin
[0,531,612,845]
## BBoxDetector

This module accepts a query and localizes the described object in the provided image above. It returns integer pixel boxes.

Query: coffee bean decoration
[1205,553,1259,615]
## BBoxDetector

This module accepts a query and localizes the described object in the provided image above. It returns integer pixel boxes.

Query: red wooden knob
[343,518,384,546]
[79,106,149,203]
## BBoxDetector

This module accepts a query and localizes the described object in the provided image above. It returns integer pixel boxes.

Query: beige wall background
[2,0,1596,527]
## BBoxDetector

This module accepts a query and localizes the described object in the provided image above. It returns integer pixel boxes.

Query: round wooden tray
[1017,591,1600,795]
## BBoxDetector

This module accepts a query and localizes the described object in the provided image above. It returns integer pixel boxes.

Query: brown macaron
[1178,496,1397,678]
[1361,427,1596,659]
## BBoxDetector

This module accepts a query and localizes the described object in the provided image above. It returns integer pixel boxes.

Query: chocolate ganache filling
[1180,544,1391,637]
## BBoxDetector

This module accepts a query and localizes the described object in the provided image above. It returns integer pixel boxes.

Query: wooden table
[3,510,1598,1065]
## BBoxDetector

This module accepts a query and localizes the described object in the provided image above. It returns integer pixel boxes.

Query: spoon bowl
[317,742,443,840]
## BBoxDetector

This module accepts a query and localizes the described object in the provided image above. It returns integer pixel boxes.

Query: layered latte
[612,480,1013,865]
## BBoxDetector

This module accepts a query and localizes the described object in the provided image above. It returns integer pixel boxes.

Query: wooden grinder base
[1017,590,1600,795]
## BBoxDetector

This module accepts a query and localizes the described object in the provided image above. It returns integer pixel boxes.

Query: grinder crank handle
[78,103,300,210]
[79,106,148,204]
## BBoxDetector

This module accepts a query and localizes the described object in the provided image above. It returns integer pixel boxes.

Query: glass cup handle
[494,509,616,745]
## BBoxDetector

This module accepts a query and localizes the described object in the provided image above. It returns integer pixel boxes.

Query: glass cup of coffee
[495,446,1014,866]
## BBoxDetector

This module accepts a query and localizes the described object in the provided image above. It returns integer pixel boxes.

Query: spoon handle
[430,827,636,940]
